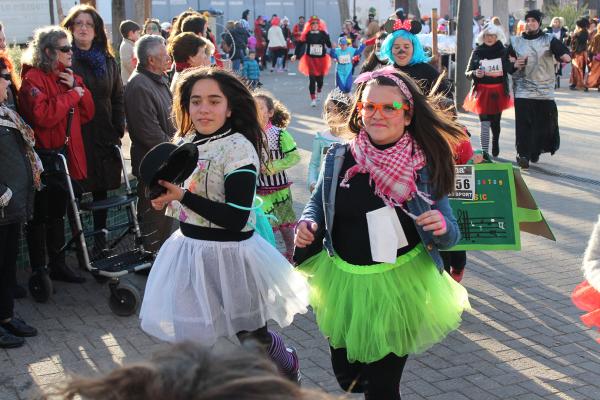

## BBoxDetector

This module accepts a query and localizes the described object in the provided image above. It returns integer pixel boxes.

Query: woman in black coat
[62,5,125,251]
[0,55,39,348]
[464,23,513,157]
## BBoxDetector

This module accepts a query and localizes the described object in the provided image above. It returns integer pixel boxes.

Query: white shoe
[316,93,322,102]
[311,99,317,107]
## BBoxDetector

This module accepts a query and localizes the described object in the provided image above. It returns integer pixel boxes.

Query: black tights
[330,347,408,400]
[309,75,324,96]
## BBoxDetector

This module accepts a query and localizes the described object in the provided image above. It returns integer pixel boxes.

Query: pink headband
[354,66,414,109]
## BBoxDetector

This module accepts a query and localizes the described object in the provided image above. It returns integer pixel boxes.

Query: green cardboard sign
[447,163,554,251]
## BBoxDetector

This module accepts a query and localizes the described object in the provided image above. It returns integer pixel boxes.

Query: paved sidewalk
[2,68,600,400]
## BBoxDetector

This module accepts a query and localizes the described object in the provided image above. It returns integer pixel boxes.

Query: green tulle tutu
[298,244,470,363]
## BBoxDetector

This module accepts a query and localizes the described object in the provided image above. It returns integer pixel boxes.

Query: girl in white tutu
[139,67,308,382]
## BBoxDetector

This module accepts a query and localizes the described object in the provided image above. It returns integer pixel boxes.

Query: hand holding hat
[151,180,184,210]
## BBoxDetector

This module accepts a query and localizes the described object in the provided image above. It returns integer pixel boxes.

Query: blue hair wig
[380,29,430,66]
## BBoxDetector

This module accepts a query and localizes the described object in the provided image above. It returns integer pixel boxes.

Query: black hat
[139,142,199,200]
[524,9,543,24]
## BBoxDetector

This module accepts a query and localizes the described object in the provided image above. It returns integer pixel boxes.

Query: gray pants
[136,181,177,253]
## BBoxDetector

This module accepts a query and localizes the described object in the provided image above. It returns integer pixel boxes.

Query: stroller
[29,145,154,316]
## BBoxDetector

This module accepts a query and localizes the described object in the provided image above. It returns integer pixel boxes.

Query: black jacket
[72,55,125,191]
[465,41,512,95]
[0,121,34,225]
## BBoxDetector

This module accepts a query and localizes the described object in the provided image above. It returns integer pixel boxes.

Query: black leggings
[478,113,502,135]
[0,223,19,320]
[270,48,287,69]
[330,347,408,400]
[309,75,324,95]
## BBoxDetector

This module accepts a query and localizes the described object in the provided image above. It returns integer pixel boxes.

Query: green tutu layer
[299,245,470,363]
[260,188,297,228]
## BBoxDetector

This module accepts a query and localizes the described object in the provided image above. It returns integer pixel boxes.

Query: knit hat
[120,20,141,38]
[524,9,543,24]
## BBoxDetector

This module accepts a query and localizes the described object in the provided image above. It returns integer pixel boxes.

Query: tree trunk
[395,0,409,13]
[455,0,473,112]
[112,0,126,53]
[492,0,509,39]
[56,0,65,22]
[338,0,350,27]
[409,0,421,20]
[133,0,145,25]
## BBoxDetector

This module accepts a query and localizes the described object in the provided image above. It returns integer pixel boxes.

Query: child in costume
[464,23,513,157]
[329,36,365,93]
[292,16,332,107]
[139,68,307,383]
[242,50,261,89]
[307,88,351,192]
[572,215,600,343]
[294,67,470,399]
[254,91,301,261]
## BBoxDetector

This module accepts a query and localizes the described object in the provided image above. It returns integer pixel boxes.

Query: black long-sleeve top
[294,31,332,59]
[332,146,420,265]
[465,41,512,94]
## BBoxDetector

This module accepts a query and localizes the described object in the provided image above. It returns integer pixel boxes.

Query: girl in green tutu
[294,66,471,399]
[254,91,300,261]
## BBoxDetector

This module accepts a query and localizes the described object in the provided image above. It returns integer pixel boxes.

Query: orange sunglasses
[356,101,409,119]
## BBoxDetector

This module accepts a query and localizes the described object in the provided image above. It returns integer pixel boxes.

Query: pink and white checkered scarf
[340,129,431,215]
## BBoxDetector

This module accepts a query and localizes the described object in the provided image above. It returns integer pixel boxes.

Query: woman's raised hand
[294,220,318,248]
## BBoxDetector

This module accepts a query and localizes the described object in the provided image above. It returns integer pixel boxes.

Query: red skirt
[572,280,600,343]
[463,83,513,115]
[298,55,331,77]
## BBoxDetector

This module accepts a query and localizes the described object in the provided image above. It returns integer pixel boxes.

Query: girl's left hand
[416,210,447,236]
[150,180,184,210]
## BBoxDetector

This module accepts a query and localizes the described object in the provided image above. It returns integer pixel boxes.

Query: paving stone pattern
[2,69,600,399]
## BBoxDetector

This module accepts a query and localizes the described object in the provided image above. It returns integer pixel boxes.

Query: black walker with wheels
[28,145,154,316]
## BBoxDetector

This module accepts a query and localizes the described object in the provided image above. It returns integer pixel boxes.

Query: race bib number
[449,165,475,200]
[480,58,503,77]
[338,54,351,64]
[309,44,323,56]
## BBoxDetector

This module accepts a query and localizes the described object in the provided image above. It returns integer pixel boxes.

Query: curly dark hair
[253,90,291,129]
[172,67,268,167]
[347,70,465,198]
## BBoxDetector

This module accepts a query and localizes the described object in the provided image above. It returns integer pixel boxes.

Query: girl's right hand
[474,69,484,78]
[295,220,318,248]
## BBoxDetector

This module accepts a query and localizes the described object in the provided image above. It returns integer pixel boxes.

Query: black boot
[47,219,86,284]
[491,130,500,157]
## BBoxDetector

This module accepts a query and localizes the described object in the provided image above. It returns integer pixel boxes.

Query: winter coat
[124,67,176,178]
[18,64,95,180]
[0,120,34,225]
[72,55,125,191]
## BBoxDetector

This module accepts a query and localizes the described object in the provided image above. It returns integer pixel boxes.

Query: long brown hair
[347,70,465,198]
[61,4,115,57]
[172,67,268,167]
[169,10,201,42]
[36,342,337,400]
[253,90,291,129]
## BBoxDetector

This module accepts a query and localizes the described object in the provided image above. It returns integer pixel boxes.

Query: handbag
[224,168,277,247]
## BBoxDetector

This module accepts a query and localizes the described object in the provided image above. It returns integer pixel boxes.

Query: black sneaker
[517,156,529,169]
[0,317,37,337]
[569,85,577,90]
[0,326,24,348]
[530,153,540,163]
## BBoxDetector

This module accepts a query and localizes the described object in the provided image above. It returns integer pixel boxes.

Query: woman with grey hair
[18,26,95,286]
[464,23,513,157]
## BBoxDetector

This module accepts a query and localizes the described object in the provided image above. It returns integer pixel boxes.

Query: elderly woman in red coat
[19,26,94,285]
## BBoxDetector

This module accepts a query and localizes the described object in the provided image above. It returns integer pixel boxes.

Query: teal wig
[380,29,430,66]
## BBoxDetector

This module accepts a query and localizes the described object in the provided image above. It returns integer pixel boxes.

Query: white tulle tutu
[140,230,309,345]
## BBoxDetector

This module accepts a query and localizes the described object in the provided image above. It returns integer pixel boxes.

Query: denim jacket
[297,142,460,272]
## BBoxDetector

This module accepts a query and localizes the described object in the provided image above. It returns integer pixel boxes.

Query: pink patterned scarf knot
[340,129,431,215]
